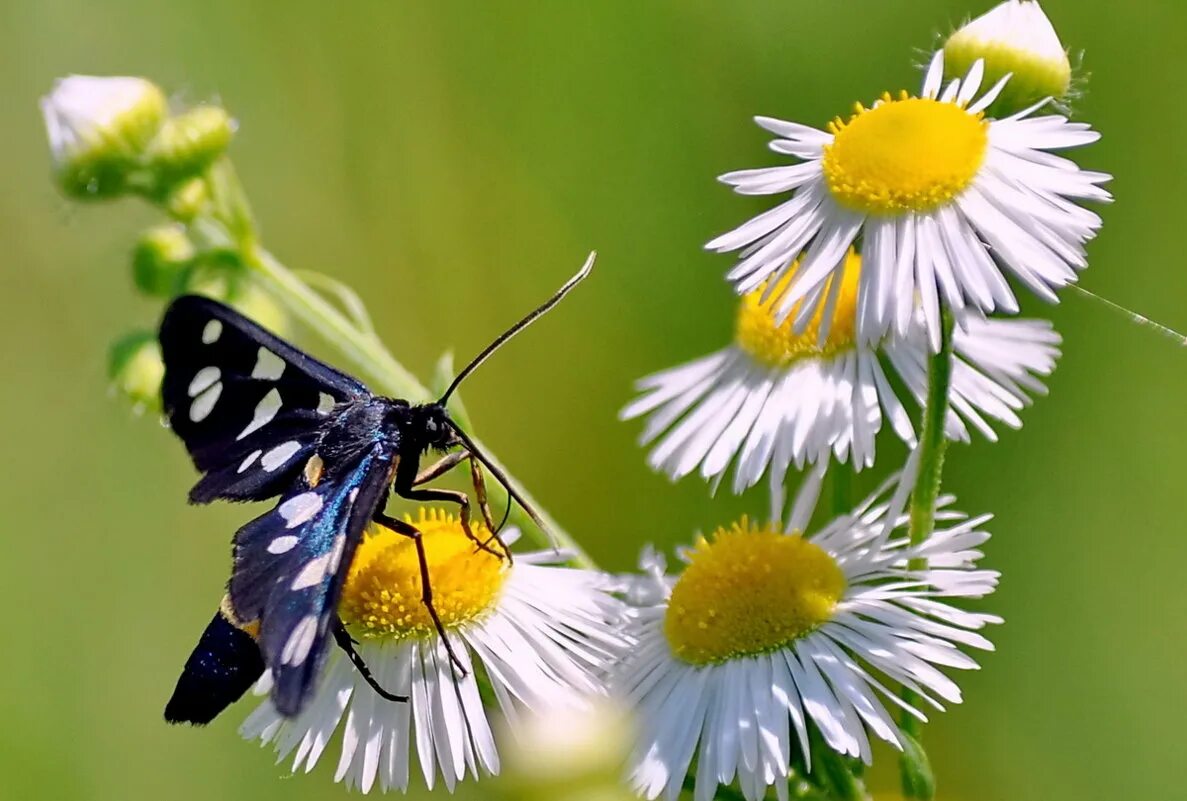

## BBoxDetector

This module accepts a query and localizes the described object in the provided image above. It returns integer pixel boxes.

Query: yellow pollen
[822,91,988,215]
[735,251,862,368]
[338,508,507,641]
[664,517,845,666]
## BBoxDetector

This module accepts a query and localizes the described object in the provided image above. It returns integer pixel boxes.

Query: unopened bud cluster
[41,75,235,202]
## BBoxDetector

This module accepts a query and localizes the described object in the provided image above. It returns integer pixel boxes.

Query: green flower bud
[146,105,236,182]
[897,732,936,801]
[162,177,211,222]
[228,281,290,338]
[132,224,194,296]
[944,1,1072,115]
[108,331,164,414]
[40,75,167,199]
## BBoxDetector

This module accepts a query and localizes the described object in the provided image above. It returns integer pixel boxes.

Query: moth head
[411,402,455,452]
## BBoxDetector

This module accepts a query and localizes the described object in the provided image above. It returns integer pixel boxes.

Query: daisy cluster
[235,2,1108,798]
[40,2,1113,800]
[614,2,1109,800]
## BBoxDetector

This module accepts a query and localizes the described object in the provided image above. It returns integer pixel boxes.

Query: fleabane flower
[621,251,1060,492]
[616,473,999,801]
[40,75,167,198]
[945,1,1072,112]
[241,510,624,794]
[707,52,1110,350]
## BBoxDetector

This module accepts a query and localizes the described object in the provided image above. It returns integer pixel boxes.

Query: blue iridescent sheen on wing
[229,442,394,716]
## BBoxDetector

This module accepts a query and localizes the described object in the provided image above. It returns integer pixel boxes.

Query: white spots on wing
[261,440,302,472]
[189,383,222,423]
[238,449,263,473]
[348,488,359,503]
[201,319,222,345]
[281,614,320,666]
[237,388,282,441]
[317,392,336,415]
[327,533,347,573]
[187,366,221,397]
[252,347,286,381]
[291,552,332,590]
[267,535,299,554]
[279,491,323,528]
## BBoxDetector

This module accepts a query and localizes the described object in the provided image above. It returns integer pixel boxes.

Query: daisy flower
[241,509,624,793]
[616,471,1000,801]
[621,250,1060,492]
[707,51,1111,350]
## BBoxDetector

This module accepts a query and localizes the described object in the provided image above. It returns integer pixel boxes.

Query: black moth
[160,254,593,725]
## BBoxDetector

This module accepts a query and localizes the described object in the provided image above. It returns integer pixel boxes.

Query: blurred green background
[2,1,1183,799]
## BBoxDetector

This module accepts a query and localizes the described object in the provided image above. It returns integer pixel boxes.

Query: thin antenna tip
[578,251,597,278]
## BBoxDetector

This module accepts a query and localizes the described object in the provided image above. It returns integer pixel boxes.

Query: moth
[159,254,594,725]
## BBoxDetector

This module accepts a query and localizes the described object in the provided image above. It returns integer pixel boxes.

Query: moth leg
[332,618,408,703]
[374,512,469,676]
[398,485,507,561]
[412,450,469,486]
[466,458,512,562]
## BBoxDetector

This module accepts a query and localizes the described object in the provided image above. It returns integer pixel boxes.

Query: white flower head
[41,75,167,196]
[622,251,1061,492]
[707,52,1110,351]
[241,511,625,793]
[616,470,1000,801]
[945,1,1072,110]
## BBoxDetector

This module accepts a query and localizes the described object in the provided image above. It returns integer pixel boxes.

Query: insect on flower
[159,253,595,725]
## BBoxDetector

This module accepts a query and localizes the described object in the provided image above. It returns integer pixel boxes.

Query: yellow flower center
[338,508,507,641]
[734,251,862,368]
[663,518,845,666]
[822,91,988,215]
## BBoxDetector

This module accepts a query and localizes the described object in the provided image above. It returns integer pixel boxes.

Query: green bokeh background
[3,1,1183,799]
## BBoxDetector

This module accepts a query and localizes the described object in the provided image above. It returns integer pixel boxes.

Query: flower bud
[146,105,236,182]
[161,177,211,222]
[229,282,290,338]
[496,701,635,801]
[944,1,1072,114]
[40,75,167,199]
[108,331,164,414]
[132,224,194,296]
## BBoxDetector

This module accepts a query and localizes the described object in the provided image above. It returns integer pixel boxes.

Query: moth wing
[159,295,369,503]
[228,442,392,717]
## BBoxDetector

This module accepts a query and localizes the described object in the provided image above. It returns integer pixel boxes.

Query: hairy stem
[898,308,955,797]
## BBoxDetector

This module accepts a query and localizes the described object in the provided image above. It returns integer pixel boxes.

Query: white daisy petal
[241,515,625,792]
[624,258,1060,489]
[708,51,1108,348]
[617,472,999,800]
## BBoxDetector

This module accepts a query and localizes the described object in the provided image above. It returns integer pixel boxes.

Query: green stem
[830,464,853,519]
[188,162,593,567]
[243,242,595,568]
[898,308,955,798]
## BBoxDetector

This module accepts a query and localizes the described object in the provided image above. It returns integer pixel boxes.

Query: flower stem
[898,307,956,800]
[243,243,595,568]
[196,163,594,568]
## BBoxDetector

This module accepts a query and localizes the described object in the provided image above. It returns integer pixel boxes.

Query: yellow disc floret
[822,91,988,215]
[735,251,862,368]
[664,518,845,666]
[338,507,507,641]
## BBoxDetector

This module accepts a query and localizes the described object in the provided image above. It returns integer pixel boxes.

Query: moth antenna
[446,422,557,549]
[439,251,596,405]
[1068,284,1187,346]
